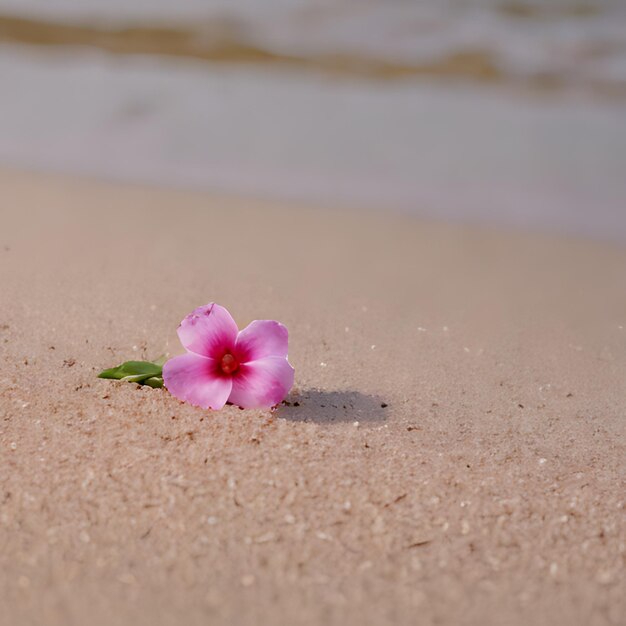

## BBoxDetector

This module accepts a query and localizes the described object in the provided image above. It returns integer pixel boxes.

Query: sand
[0,169,624,626]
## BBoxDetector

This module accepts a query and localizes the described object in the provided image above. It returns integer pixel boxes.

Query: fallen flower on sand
[163,303,294,410]
[98,303,294,410]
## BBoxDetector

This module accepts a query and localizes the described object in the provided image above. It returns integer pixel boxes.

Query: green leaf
[98,360,163,382]
[120,373,157,383]
[142,376,164,388]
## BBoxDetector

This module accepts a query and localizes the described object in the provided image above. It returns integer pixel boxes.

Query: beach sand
[0,169,624,625]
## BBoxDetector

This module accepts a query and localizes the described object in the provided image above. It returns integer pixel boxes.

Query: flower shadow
[277,389,388,424]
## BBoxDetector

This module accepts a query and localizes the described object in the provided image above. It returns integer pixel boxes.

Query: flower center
[220,353,239,375]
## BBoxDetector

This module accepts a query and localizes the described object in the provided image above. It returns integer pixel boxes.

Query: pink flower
[163,303,294,410]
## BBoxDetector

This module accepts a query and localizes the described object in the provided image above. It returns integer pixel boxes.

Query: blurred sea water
[0,0,625,240]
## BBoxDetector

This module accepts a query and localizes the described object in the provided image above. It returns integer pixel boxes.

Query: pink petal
[235,320,289,363]
[228,356,295,409]
[163,353,232,410]
[177,303,238,358]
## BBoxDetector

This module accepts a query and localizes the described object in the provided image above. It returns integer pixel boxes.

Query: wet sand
[0,169,624,625]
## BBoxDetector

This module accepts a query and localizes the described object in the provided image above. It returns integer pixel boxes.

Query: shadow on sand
[277,389,388,424]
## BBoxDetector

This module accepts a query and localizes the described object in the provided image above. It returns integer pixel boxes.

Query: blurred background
[0,0,625,241]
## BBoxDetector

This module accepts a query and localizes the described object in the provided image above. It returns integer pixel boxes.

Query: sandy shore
[0,169,624,626]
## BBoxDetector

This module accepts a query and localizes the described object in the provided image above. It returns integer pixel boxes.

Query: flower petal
[228,356,294,409]
[235,320,289,363]
[177,303,238,358]
[163,353,232,410]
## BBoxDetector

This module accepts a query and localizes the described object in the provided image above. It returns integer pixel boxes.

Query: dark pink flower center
[220,352,239,375]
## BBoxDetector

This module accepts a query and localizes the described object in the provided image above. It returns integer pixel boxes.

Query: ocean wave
[0,2,625,98]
